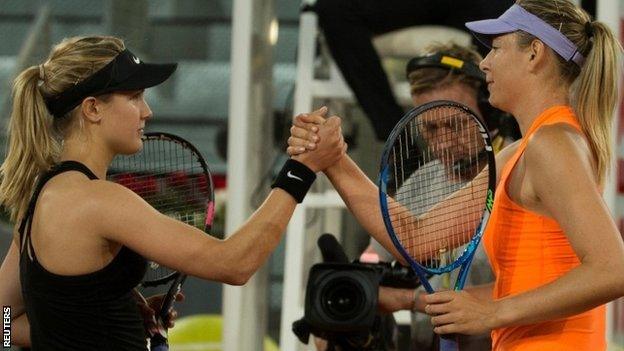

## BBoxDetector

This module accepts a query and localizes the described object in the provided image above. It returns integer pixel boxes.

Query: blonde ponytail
[574,21,621,184]
[0,36,125,223]
[516,0,622,184]
[0,66,60,223]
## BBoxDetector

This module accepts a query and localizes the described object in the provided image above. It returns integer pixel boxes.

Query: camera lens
[321,277,364,320]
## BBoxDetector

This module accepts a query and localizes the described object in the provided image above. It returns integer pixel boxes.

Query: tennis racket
[378,101,495,351]
[108,132,215,351]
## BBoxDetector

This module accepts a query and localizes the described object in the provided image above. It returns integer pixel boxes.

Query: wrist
[271,159,316,203]
[291,155,319,173]
[490,298,514,330]
[323,156,344,178]
[411,289,426,313]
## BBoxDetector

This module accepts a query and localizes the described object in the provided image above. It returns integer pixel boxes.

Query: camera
[292,234,421,350]
[305,263,380,333]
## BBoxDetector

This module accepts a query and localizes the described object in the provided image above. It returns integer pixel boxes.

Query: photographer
[291,42,520,350]
[297,234,418,351]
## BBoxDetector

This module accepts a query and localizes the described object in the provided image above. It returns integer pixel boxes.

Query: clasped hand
[287,107,347,171]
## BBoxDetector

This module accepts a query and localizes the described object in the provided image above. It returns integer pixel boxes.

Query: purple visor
[465,4,584,67]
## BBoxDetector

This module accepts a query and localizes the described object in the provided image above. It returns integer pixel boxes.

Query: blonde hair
[516,0,622,184]
[408,42,483,97]
[0,36,125,223]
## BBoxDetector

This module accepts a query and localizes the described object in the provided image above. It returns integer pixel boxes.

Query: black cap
[44,49,177,118]
[405,53,485,82]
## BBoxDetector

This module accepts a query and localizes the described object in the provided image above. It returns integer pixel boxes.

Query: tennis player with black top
[0,35,345,350]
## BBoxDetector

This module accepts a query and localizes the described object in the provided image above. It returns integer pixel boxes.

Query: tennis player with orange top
[288,0,624,349]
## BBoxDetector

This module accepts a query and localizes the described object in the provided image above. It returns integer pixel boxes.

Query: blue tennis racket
[378,101,495,351]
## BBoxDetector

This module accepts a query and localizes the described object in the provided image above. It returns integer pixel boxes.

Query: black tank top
[19,161,148,350]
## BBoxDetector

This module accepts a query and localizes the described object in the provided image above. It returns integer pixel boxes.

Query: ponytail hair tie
[38,64,45,81]
[585,21,595,38]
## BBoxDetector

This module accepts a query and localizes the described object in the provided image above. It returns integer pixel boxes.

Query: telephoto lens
[304,263,380,332]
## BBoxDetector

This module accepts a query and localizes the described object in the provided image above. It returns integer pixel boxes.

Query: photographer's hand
[313,336,328,351]
[378,287,426,314]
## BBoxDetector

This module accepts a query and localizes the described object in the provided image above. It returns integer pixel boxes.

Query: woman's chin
[117,142,143,156]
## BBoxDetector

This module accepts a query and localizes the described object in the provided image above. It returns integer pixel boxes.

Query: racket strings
[386,106,489,270]
[108,136,212,283]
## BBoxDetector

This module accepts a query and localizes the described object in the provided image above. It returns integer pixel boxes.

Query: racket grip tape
[150,333,169,351]
[439,334,459,351]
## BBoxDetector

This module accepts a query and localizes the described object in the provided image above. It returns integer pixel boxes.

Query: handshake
[286,106,348,173]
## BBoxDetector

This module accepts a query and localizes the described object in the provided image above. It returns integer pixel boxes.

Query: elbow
[227,276,249,286]
[614,274,624,298]
[602,257,624,297]
[615,262,624,297]
[223,267,254,286]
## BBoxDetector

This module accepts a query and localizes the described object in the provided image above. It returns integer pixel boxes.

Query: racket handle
[439,334,459,351]
[150,333,169,351]
[158,274,187,322]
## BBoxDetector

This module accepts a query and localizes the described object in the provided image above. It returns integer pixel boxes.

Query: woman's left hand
[134,291,185,336]
[424,290,499,335]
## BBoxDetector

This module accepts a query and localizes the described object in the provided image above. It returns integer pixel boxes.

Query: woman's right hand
[291,108,347,172]
[287,109,329,157]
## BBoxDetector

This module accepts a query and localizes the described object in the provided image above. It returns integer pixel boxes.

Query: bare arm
[325,152,495,262]
[0,236,30,347]
[96,174,296,285]
[381,139,520,260]
[293,114,518,263]
[378,284,493,314]
[98,116,345,286]
[9,314,30,346]
[324,155,406,261]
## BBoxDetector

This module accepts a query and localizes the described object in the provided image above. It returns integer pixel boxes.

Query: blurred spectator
[312,0,511,140]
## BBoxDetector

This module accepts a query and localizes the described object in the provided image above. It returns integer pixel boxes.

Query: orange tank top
[483,106,606,351]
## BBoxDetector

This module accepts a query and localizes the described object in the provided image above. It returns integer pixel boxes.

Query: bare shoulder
[36,175,154,236]
[525,124,593,167]
[80,179,170,244]
[85,179,153,215]
[524,123,597,186]
[45,175,140,209]
[89,179,142,201]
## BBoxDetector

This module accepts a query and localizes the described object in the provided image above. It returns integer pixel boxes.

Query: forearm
[496,263,623,328]
[223,189,297,282]
[9,312,30,347]
[325,156,404,261]
[378,286,417,313]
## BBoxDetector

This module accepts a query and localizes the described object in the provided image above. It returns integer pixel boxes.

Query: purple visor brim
[465,4,584,67]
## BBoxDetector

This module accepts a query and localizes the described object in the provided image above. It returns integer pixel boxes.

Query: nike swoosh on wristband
[286,171,304,182]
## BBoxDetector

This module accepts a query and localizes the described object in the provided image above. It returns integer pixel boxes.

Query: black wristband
[271,159,316,203]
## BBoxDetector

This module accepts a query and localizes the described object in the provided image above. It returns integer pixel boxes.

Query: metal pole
[223,0,275,349]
